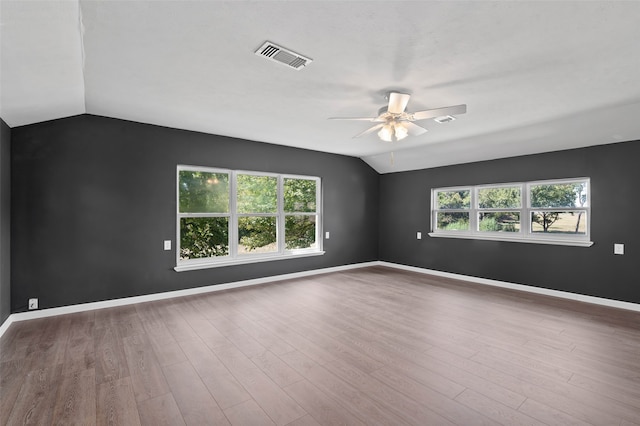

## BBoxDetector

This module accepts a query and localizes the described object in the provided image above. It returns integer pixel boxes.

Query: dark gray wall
[11,114,379,312]
[379,140,640,304]
[1,118,10,325]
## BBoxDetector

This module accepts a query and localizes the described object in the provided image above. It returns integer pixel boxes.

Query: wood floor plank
[371,366,500,426]
[251,349,304,388]
[429,346,631,425]
[162,360,230,426]
[201,370,253,410]
[51,368,97,425]
[454,388,545,426]
[5,364,63,425]
[326,356,470,426]
[235,319,296,356]
[96,376,141,426]
[184,316,230,350]
[211,344,307,426]
[62,313,96,376]
[283,414,322,426]
[223,399,276,426]
[517,397,592,426]
[280,349,439,426]
[568,372,640,410]
[223,327,268,358]
[177,338,230,379]
[94,325,129,384]
[283,379,366,426]
[0,358,29,425]
[137,392,186,426]
[122,333,171,402]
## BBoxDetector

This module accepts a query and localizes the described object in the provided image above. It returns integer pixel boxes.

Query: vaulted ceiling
[2,1,640,173]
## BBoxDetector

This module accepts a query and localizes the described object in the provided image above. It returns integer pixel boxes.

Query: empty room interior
[1,1,640,425]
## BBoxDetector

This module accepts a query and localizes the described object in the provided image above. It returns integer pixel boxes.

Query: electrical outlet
[28,298,38,310]
[614,243,624,255]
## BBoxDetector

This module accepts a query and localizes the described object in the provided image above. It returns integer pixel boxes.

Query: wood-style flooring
[2,266,640,425]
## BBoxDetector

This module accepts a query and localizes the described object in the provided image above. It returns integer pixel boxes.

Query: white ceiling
[2,1,640,173]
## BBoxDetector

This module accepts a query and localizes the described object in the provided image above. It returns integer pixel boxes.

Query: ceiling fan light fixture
[394,124,409,141]
[378,124,393,142]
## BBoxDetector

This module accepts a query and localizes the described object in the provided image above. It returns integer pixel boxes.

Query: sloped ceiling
[2,1,640,173]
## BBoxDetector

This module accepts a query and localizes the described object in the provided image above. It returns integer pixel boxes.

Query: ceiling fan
[329,92,466,142]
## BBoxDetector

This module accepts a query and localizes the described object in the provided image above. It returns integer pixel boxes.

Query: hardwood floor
[2,266,640,425]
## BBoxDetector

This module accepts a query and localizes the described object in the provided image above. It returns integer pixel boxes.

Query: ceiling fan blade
[328,116,379,121]
[403,121,428,136]
[411,104,467,121]
[387,92,411,114]
[353,123,384,138]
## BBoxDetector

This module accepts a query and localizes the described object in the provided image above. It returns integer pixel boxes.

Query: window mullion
[230,171,238,259]
[520,183,528,237]
[470,187,478,233]
[278,176,285,253]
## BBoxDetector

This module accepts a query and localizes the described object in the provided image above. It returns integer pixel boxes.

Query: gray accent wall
[379,140,640,304]
[7,113,640,315]
[11,115,379,312]
[1,118,10,325]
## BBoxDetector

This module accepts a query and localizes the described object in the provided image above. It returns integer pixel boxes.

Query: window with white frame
[177,166,322,270]
[430,178,591,246]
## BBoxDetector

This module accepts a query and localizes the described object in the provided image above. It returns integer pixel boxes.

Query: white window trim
[429,178,593,247]
[176,166,324,271]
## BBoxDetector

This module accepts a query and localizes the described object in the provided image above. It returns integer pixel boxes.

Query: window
[177,166,322,271]
[430,178,591,246]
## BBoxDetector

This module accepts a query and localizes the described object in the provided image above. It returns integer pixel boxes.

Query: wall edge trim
[378,261,640,313]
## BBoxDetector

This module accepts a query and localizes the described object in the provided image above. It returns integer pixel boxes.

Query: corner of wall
[0,117,11,327]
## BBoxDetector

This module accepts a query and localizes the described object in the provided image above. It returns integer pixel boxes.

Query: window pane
[285,215,316,249]
[478,187,521,209]
[238,216,277,254]
[437,190,470,209]
[180,217,229,260]
[479,212,520,232]
[436,212,469,231]
[530,182,588,208]
[237,174,277,213]
[284,178,317,212]
[531,211,587,234]
[179,171,229,213]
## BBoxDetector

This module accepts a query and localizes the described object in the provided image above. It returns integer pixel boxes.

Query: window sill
[427,232,593,247]
[174,250,326,272]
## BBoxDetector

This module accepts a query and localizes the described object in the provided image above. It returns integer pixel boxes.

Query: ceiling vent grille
[255,41,312,70]
[434,115,456,123]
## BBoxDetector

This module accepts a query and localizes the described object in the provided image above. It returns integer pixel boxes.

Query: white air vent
[255,41,312,70]
[434,115,456,123]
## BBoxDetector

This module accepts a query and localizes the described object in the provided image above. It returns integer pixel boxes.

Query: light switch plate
[417,232,422,239]
[325,232,330,239]
[164,240,172,250]
[614,243,624,255]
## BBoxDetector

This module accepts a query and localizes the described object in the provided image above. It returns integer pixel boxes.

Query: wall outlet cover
[28,298,38,310]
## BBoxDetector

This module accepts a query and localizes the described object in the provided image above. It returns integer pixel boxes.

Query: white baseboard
[378,261,640,313]
[2,260,638,339]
